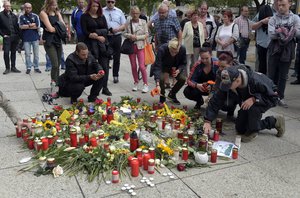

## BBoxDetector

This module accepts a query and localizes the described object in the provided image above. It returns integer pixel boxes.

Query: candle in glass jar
[90,137,98,147]
[213,130,220,141]
[27,137,34,150]
[182,148,189,161]
[123,131,129,141]
[128,155,134,166]
[131,158,139,177]
[70,131,77,147]
[130,131,139,152]
[112,170,119,183]
[16,126,21,138]
[148,159,155,174]
[79,136,85,146]
[143,152,151,170]
[149,147,155,159]
[42,138,49,151]
[232,148,238,159]
[216,118,222,133]
[211,149,217,163]
[47,135,54,145]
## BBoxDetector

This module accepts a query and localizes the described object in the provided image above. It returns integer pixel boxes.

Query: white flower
[155,159,161,165]
[109,145,116,152]
[52,165,63,178]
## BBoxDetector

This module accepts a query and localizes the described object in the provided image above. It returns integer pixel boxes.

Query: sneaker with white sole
[132,83,138,91]
[278,99,288,108]
[142,84,149,93]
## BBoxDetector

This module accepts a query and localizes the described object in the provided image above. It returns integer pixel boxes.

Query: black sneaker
[291,79,300,85]
[167,93,181,105]
[34,69,42,73]
[113,77,119,83]
[159,96,166,104]
[11,67,21,73]
[26,69,31,74]
[3,69,10,75]
[102,88,112,96]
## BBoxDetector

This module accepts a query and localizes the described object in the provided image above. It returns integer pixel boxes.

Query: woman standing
[80,0,111,96]
[123,6,149,93]
[182,10,205,75]
[40,0,65,93]
[215,9,239,58]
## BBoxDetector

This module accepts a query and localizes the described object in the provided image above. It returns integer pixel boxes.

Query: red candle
[42,138,49,151]
[183,136,189,144]
[79,136,85,146]
[123,131,129,141]
[107,114,114,124]
[31,117,36,123]
[90,137,97,147]
[131,158,139,177]
[177,131,183,140]
[16,126,21,138]
[111,170,119,183]
[70,131,77,147]
[27,137,34,150]
[98,132,104,140]
[37,142,43,151]
[211,149,217,163]
[103,142,110,151]
[174,120,180,129]
[182,148,189,161]
[84,133,89,142]
[149,147,155,159]
[143,153,151,170]
[130,131,139,152]
[23,133,29,143]
[107,97,111,106]
[148,159,155,174]
[47,135,54,145]
[213,130,220,141]
[127,155,134,166]
[102,114,107,122]
[232,148,238,159]
[137,97,141,103]
[21,127,27,138]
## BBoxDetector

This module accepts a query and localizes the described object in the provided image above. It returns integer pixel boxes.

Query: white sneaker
[278,99,288,108]
[142,84,149,93]
[132,83,138,91]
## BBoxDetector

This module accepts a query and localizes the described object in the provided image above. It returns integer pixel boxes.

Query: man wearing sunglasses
[103,0,126,84]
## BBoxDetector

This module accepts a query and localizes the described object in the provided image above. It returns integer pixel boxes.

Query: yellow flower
[157,109,165,117]
[43,120,55,130]
[74,109,80,114]
[128,124,137,131]
[139,145,147,150]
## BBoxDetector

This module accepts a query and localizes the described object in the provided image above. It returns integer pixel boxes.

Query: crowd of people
[1,0,298,142]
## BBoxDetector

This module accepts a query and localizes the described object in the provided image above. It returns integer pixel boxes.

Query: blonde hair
[41,0,59,14]
[130,6,140,13]
[168,38,179,49]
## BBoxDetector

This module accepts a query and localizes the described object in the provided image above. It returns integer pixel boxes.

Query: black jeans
[59,78,103,101]
[160,72,186,96]
[183,86,207,104]
[235,104,276,134]
[108,34,122,77]
[267,51,291,99]
[3,35,19,69]
[256,45,268,75]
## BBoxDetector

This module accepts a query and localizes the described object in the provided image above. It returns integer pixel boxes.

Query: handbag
[144,42,155,65]
[121,20,134,54]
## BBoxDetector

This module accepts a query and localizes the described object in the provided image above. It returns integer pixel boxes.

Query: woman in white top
[215,9,239,58]
[123,6,149,93]
[182,10,205,75]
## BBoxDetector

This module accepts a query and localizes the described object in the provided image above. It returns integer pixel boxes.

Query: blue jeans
[24,40,39,69]
[267,51,291,99]
[238,42,249,64]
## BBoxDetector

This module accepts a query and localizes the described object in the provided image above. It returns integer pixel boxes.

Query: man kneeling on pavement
[203,65,285,143]
[150,38,186,105]
[58,43,105,103]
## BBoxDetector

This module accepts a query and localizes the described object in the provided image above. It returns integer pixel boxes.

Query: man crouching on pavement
[58,42,105,103]
[151,38,186,105]
[203,65,285,143]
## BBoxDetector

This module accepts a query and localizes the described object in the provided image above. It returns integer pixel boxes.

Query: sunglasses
[107,1,115,3]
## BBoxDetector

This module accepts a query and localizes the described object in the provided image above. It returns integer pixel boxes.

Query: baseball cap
[220,66,240,91]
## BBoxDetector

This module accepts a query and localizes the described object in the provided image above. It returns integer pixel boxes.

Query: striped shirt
[234,16,253,38]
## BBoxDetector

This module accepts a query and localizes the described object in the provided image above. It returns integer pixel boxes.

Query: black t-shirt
[193,26,201,48]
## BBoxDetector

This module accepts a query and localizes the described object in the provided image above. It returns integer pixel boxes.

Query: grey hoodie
[268,11,300,40]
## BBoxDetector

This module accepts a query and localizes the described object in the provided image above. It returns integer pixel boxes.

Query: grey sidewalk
[0,44,299,198]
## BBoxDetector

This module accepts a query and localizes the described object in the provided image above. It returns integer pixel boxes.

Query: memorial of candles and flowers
[17,96,238,183]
